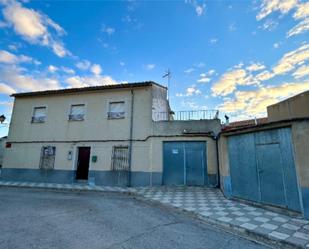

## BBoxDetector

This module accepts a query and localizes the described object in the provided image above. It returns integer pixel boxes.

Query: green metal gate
[163,141,207,186]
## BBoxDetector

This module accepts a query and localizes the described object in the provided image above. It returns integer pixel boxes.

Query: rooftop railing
[153,110,219,121]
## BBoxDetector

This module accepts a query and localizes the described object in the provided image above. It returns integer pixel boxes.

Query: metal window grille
[39,146,56,170]
[111,146,129,171]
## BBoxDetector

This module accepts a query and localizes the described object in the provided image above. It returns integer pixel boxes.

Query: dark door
[76,147,91,180]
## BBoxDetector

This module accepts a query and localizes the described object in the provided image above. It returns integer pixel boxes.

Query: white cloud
[293,2,309,19]
[287,18,309,37]
[219,81,309,117]
[292,65,309,79]
[61,67,75,74]
[0,82,15,94]
[256,0,309,37]
[197,69,215,83]
[256,0,299,20]
[272,43,309,75]
[76,60,91,70]
[246,62,266,72]
[144,64,155,70]
[48,65,58,73]
[212,69,248,96]
[195,62,206,68]
[197,77,210,83]
[0,65,60,92]
[1,0,70,57]
[90,64,102,75]
[120,61,125,66]
[228,22,236,32]
[273,42,280,49]
[65,75,118,88]
[176,85,201,97]
[0,50,39,64]
[184,68,195,74]
[102,26,115,35]
[260,19,278,31]
[186,1,206,16]
[209,38,218,44]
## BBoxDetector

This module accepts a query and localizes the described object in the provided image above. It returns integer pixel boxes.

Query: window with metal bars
[111,146,129,171]
[39,146,56,170]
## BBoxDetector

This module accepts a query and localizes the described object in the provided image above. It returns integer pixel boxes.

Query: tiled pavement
[1,181,309,248]
[130,186,309,249]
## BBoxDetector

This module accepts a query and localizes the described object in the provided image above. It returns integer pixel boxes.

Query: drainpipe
[215,133,221,188]
[128,88,134,187]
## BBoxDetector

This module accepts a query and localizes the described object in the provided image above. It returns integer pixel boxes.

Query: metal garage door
[228,127,301,212]
[163,142,207,186]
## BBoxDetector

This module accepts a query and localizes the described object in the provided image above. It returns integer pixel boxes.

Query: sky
[0,0,308,137]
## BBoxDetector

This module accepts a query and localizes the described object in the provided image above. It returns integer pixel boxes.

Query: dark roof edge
[11,81,167,98]
[221,117,309,135]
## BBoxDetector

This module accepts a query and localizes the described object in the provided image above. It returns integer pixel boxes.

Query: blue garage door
[228,128,301,212]
[163,142,207,186]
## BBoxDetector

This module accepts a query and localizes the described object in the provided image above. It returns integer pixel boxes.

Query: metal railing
[153,110,219,121]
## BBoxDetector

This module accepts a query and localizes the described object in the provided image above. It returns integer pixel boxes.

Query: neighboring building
[219,116,309,218]
[2,81,221,187]
[267,90,309,122]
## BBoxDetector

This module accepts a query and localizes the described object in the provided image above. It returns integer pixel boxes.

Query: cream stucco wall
[7,87,153,142]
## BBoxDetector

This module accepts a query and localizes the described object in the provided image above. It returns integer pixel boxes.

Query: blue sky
[0,0,308,137]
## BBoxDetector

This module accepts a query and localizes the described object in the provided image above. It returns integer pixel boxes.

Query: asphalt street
[0,187,272,249]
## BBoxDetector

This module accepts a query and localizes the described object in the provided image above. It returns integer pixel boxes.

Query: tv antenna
[162,69,171,100]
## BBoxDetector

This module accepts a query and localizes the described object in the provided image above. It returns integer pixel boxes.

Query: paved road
[0,187,271,249]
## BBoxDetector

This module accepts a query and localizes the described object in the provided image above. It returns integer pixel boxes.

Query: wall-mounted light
[0,115,6,124]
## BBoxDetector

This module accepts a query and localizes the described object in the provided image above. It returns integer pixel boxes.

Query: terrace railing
[153,110,219,121]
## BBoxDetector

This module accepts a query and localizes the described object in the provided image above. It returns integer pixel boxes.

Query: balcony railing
[153,110,219,121]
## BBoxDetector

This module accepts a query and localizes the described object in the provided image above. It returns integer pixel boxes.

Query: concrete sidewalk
[0,181,308,248]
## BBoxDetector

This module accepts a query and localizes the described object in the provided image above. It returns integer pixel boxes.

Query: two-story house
[2,81,221,187]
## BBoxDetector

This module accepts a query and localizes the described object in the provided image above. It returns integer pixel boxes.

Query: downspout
[128,88,134,187]
[215,133,221,188]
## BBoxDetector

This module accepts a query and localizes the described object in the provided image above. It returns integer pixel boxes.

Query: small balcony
[153,110,219,121]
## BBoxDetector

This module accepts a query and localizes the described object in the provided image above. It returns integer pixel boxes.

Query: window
[32,107,46,123]
[111,146,129,171]
[108,102,125,119]
[39,146,56,170]
[69,104,85,121]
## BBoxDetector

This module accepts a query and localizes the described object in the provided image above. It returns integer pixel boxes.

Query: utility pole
[162,69,171,100]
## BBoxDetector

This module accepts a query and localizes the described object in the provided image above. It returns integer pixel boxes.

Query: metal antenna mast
[162,69,171,100]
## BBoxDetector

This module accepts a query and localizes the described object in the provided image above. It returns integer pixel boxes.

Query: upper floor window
[108,101,125,119]
[69,104,85,121]
[32,107,46,123]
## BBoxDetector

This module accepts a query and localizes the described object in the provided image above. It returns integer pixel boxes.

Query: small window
[111,146,129,171]
[40,146,56,170]
[69,104,85,121]
[32,107,46,123]
[108,102,125,119]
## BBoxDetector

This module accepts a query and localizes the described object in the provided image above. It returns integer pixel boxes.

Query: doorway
[76,147,91,180]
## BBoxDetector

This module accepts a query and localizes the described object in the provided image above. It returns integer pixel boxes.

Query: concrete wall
[218,120,309,218]
[267,91,309,122]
